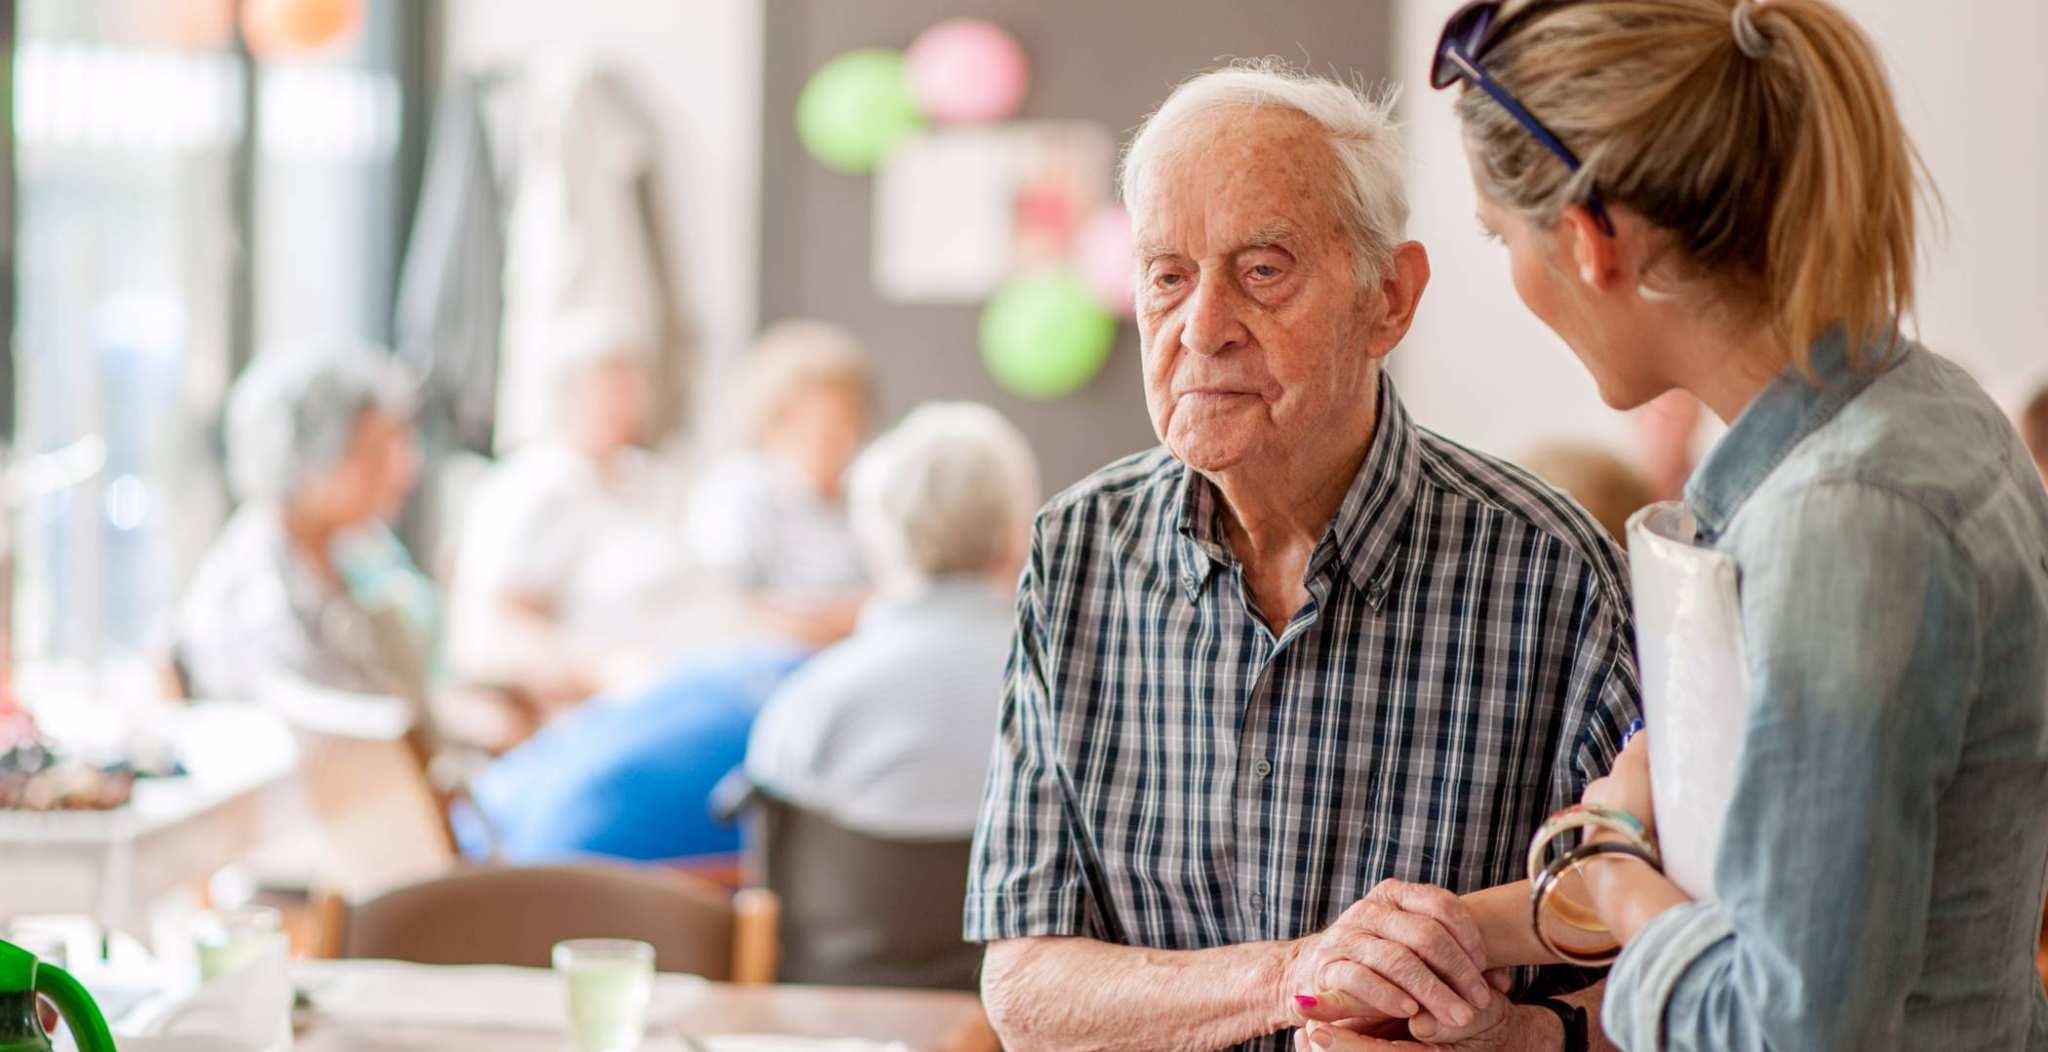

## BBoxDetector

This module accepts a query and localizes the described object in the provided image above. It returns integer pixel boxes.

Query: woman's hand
[1581,729,1653,830]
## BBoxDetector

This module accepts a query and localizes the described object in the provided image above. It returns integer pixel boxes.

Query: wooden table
[293,982,997,1052]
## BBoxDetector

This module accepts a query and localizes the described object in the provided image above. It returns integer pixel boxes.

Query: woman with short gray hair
[177,343,427,706]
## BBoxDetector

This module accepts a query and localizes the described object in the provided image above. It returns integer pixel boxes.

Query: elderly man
[966,65,1639,1052]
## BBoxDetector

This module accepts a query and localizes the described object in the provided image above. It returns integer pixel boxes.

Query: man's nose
[1180,275,1249,358]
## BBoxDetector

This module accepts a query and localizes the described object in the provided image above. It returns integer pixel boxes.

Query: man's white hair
[847,402,1040,582]
[226,342,415,503]
[1118,60,1408,283]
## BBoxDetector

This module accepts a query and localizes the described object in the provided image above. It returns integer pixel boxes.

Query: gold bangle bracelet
[1524,804,1658,886]
[1529,840,1662,966]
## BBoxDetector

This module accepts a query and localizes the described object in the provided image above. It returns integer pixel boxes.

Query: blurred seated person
[176,342,457,895]
[2022,384,2048,487]
[178,342,429,719]
[1519,442,1656,549]
[745,401,1037,837]
[453,643,806,865]
[449,318,697,714]
[690,321,874,647]
[739,402,1038,990]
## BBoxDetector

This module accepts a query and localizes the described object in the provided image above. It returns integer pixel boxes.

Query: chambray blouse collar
[1684,326,1910,542]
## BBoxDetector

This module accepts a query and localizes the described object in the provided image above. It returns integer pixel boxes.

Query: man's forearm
[981,935,1298,1051]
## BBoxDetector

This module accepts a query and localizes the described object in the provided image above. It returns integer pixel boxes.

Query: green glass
[553,939,654,1052]
[0,938,116,1052]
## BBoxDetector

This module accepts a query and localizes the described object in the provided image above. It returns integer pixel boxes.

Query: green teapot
[0,939,115,1052]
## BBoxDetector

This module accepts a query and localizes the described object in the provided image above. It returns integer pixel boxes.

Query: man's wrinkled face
[1132,107,1384,474]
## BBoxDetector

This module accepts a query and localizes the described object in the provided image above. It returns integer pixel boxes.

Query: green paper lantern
[980,272,1118,400]
[796,49,925,174]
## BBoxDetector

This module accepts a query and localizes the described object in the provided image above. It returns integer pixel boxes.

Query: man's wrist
[1513,1002,1567,1051]
[1263,937,1313,1029]
[1518,998,1592,1052]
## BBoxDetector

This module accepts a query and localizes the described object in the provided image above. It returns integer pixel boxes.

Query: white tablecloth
[0,702,298,930]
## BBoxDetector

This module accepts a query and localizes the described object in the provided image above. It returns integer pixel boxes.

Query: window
[10,0,416,672]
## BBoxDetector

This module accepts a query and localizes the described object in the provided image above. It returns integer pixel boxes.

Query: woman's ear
[1560,204,1620,293]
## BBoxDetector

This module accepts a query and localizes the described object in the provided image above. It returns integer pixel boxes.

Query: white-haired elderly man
[966,65,1639,1052]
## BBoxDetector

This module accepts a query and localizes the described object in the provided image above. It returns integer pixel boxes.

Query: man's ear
[1560,204,1620,293]
[1367,241,1431,359]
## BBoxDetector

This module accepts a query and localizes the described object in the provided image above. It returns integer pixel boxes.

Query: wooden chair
[316,863,779,984]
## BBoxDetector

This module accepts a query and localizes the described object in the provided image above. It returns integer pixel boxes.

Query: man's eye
[1156,272,1185,288]
[1249,264,1281,281]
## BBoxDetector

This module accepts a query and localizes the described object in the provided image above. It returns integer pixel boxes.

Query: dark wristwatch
[1525,997,1589,1052]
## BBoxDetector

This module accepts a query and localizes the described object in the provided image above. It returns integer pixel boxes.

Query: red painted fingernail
[1295,994,1319,1009]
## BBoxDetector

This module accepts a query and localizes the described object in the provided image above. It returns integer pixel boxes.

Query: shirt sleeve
[964,519,1094,942]
[1604,483,1978,1051]
[1526,564,1644,998]
[1559,577,1644,815]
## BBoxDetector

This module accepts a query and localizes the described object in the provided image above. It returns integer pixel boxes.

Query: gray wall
[759,1,1395,491]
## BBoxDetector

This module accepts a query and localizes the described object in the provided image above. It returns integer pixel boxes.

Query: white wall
[1391,0,2048,461]
[441,0,764,378]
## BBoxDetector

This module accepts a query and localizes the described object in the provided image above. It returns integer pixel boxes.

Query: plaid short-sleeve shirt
[966,379,1641,1050]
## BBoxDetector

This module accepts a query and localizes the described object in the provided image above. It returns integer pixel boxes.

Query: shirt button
[1251,759,1273,778]
[1248,892,1266,911]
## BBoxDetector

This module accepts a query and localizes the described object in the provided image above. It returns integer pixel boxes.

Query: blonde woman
[1334,1,2048,1050]
[691,320,876,647]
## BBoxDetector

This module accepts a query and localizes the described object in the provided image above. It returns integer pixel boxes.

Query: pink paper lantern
[1073,206,1136,318]
[906,19,1029,124]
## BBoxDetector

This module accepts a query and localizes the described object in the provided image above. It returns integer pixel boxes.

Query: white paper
[1626,502,1750,901]
[872,121,1114,303]
[137,939,292,1051]
[873,128,1017,301]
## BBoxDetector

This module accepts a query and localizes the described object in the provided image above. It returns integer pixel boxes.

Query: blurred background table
[0,702,298,932]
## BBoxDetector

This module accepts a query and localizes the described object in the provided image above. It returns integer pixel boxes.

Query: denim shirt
[1604,331,2048,1051]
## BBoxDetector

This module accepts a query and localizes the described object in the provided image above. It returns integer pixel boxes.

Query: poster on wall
[872,120,1114,303]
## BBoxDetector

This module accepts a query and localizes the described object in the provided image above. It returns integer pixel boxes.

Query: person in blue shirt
[456,644,806,863]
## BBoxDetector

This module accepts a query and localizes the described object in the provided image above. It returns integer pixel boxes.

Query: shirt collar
[1684,326,1909,541]
[1173,376,1421,607]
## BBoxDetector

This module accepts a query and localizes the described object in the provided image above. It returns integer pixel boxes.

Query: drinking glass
[552,938,655,1052]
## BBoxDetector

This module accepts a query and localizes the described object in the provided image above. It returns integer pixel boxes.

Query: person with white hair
[177,342,427,706]
[688,319,875,648]
[966,62,1639,1051]
[447,316,693,714]
[745,401,1039,839]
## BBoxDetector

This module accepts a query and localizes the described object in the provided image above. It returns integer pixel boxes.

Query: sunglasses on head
[1431,0,1615,237]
